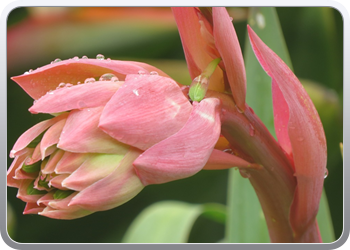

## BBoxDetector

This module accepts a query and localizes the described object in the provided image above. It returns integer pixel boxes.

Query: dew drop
[82,55,88,59]
[223,148,234,155]
[111,76,119,82]
[229,16,233,21]
[47,90,54,95]
[77,100,87,109]
[249,124,255,136]
[65,83,73,88]
[106,58,111,62]
[24,71,29,75]
[99,73,117,81]
[239,170,251,179]
[53,58,62,63]
[256,12,266,29]
[133,89,139,96]
[236,105,244,113]
[57,82,66,89]
[28,69,33,73]
[324,169,329,179]
[73,56,79,61]
[96,54,105,60]
[84,78,96,84]
[150,71,158,76]
[77,81,81,85]
[138,70,147,75]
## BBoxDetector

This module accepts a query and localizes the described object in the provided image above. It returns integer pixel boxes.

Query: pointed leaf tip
[247,26,327,240]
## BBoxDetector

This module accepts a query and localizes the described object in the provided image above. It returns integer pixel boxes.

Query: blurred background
[7,7,343,243]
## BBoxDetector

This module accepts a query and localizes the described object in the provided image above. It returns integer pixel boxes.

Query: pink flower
[8,57,254,219]
[172,7,246,112]
[173,7,327,243]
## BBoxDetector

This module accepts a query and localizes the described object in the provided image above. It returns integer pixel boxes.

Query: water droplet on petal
[73,56,79,61]
[111,76,119,82]
[24,71,29,75]
[236,105,244,113]
[229,16,233,21]
[58,82,66,88]
[77,81,81,85]
[28,69,33,73]
[133,89,139,96]
[82,55,88,59]
[138,70,147,75]
[47,90,54,95]
[77,100,87,109]
[99,73,117,81]
[53,58,62,63]
[96,54,105,60]
[84,78,96,84]
[107,58,111,62]
[150,71,158,76]
[223,148,234,155]
[65,83,73,88]
[324,169,329,178]
[239,170,251,179]
[249,124,255,136]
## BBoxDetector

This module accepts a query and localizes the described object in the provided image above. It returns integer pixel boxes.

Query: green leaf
[317,189,336,243]
[122,201,226,243]
[226,170,270,243]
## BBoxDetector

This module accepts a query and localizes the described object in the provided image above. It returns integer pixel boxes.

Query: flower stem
[208,90,297,242]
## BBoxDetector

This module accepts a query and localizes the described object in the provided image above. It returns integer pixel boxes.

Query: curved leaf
[122,201,226,243]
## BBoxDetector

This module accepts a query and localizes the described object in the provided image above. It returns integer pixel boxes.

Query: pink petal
[212,7,246,112]
[54,152,89,174]
[10,114,68,156]
[23,202,46,214]
[29,81,122,114]
[248,26,327,240]
[49,174,70,190]
[17,179,45,203]
[58,107,129,154]
[42,149,65,174]
[272,80,293,161]
[99,74,192,150]
[7,152,31,187]
[62,154,124,191]
[68,148,144,211]
[203,149,262,170]
[40,118,66,157]
[172,7,210,78]
[37,192,55,206]
[133,97,221,185]
[40,192,93,219]
[172,7,224,92]
[11,58,157,100]
[38,206,93,220]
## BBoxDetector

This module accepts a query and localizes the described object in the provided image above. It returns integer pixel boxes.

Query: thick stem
[209,91,297,242]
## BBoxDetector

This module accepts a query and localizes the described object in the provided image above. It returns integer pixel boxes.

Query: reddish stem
[209,91,320,242]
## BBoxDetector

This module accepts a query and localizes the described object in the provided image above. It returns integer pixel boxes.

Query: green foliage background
[7,7,343,243]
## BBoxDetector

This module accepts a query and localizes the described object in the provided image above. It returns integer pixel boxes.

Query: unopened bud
[189,75,210,102]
